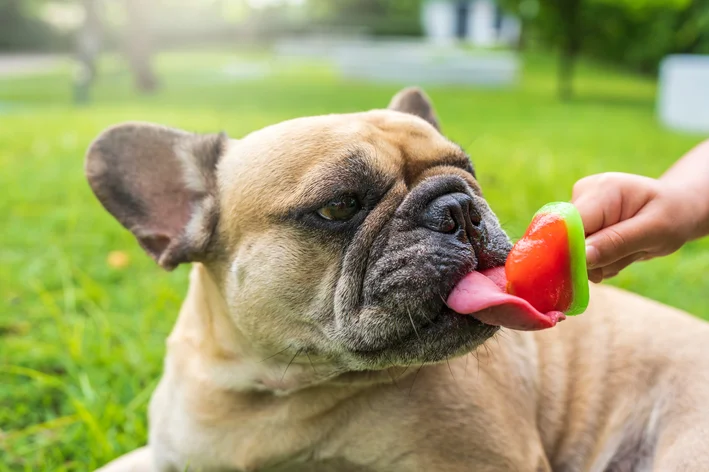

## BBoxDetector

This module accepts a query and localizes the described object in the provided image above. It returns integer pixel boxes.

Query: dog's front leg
[382,445,552,472]
[393,456,551,472]
[95,446,155,472]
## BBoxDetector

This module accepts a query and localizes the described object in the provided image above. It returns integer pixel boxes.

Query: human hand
[571,172,698,283]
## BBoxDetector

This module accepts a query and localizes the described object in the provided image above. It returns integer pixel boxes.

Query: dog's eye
[317,195,361,221]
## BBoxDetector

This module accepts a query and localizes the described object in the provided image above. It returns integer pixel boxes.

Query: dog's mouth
[446,266,565,331]
[346,265,565,367]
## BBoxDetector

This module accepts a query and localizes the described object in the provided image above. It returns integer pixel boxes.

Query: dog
[86,88,709,471]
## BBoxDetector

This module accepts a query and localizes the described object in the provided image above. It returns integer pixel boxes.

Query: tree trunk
[556,0,582,101]
[557,38,575,100]
[74,0,102,104]
[123,0,158,93]
[516,18,527,51]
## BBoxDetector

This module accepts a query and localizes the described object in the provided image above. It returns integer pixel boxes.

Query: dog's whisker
[492,335,501,350]
[409,349,432,398]
[281,349,301,383]
[406,307,421,341]
[395,325,404,342]
[382,353,401,390]
[396,362,412,381]
[408,363,425,399]
[462,135,481,152]
[446,357,458,387]
[383,351,396,369]
[420,309,433,324]
[496,328,511,340]
[482,343,494,366]
[471,349,481,378]
[259,346,291,363]
[305,351,317,374]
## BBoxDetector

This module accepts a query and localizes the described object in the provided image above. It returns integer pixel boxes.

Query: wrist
[659,139,709,241]
[691,196,709,240]
[660,179,709,242]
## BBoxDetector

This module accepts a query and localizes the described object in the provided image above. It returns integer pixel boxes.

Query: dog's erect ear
[85,122,228,271]
[387,87,440,131]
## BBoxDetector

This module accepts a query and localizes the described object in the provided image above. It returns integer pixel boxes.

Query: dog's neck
[165,264,405,396]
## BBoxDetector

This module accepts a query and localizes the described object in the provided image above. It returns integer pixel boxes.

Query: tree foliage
[500,0,709,98]
[0,0,68,51]
[584,0,709,73]
[305,0,425,36]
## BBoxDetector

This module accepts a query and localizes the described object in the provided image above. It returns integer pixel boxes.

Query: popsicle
[506,202,589,316]
[447,202,589,331]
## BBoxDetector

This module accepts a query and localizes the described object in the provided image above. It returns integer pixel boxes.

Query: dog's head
[86,88,512,388]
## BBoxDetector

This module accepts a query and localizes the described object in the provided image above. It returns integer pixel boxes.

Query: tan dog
[86,88,709,472]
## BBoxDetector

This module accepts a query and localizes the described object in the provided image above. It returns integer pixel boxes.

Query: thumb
[584,216,655,269]
[572,195,611,236]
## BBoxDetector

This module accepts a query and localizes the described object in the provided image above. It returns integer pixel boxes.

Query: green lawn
[1,48,707,470]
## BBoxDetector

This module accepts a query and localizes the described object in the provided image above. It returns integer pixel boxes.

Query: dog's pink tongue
[447,267,565,331]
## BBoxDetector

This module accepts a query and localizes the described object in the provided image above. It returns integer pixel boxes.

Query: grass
[1,47,708,470]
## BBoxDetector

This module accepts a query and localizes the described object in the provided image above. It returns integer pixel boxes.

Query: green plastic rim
[535,202,590,316]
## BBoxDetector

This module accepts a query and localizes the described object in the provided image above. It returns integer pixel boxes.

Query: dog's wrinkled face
[86,88,511,381]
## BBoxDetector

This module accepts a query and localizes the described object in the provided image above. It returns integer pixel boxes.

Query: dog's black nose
[421,192,482,234]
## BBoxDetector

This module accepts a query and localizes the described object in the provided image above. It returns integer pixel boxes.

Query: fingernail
[588,268,603,284]
[586,245,599,268]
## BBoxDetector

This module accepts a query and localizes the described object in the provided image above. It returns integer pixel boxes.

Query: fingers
[572,179,620,236]
[587,253,648,283]
[572,173,663,272]
[588,268,604,284]
[596,253,647,280]
[572,173,658,237]
[584,215,656,269]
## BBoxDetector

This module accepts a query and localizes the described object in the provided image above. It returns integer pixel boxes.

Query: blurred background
[1,0,708,469]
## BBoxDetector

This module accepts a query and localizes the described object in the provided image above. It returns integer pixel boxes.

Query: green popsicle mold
[535,202,590,316]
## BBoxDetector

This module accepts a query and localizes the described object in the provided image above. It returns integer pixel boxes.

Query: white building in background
[422,0,520,47]
[658,55,709,133]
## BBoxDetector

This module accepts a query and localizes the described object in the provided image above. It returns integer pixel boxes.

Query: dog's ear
[85,122,228,270]
[387,87,440,132]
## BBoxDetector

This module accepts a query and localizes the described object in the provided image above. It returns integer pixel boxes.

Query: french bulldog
[87,88,709,471]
